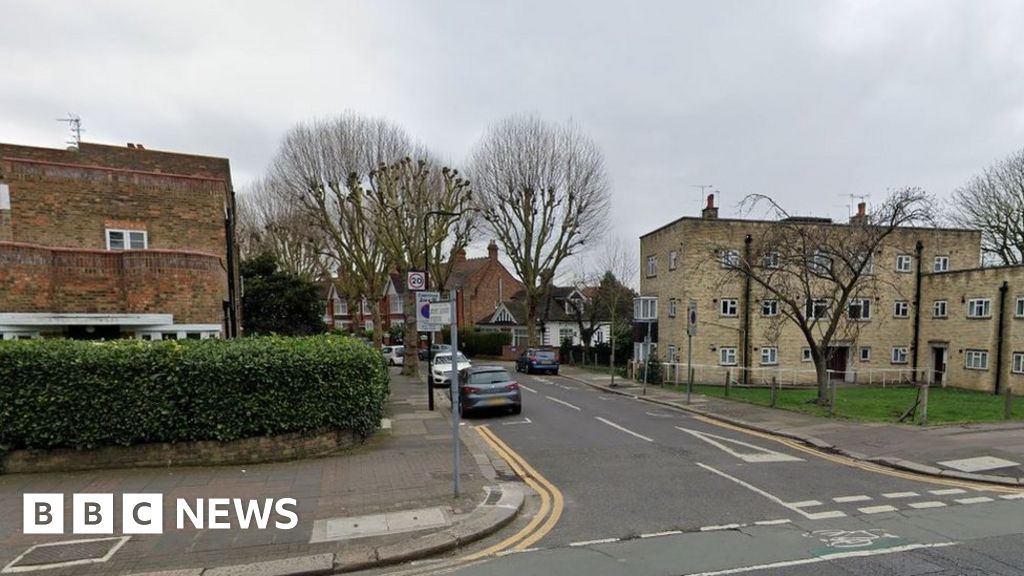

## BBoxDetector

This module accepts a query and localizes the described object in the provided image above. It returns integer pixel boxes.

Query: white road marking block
[502,418,532,426]
[678,542,958,576]
[858,505,898,514]
[545,396,581,411]
[805,511,847,520]
[677,427,803,463]
[568,538,620,547]
[938,456,1021,472]
[833,495,872,503]
[753,519,792,526]
[787,500,821,508]
[999,493,1024,500]
[518,384,538,394]
[595,417,654,442]
[700,523,742,531]
[908,501,947,509]
[955,496,994,504]
[929,488,966,496]
[882,491,919,499]
[640,530,683,538]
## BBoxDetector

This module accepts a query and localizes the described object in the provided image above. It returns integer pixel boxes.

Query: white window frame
[859,347,871,362]
[891,347,909,364]
[2,332,41,340]
[634,297,658,321]
[806,299,829,320]
[809,250,831,275]
[762,251,781,269]
[720,299,738,317]
[965,349,989,370]
[761,299,778,317]
[933,300,947,318]
[336,298,349,316]
[389,295,403,315]
[668,298,678,318]
[667,344,679,363]
[848,298,871,321]
[558,327,575,344]
[1012,352,1024,374]
[646,255,657,277]
[105,228,148,251]
[893,300,910,318]
[1016,297,1024,318]
[720,249,740,268]
[669,250,678,270]
[967,298,991,319]
[760,347,778,366]
[801,347,812,362]
[719,347,737,366]
[895,254,912,273]
[933,255,949,273]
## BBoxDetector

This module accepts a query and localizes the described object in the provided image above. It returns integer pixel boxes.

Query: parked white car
[431,352,471,387]
[382,345,404,366]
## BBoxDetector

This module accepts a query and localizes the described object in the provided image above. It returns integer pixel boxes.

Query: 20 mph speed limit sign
[407,271,426,291]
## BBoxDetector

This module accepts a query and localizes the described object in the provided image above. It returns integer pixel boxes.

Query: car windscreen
[434,354,469,364]
[468,370,511,385]
[533,351,556,360]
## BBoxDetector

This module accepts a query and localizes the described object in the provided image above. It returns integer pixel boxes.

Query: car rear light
[463,386,481,394]
[528,356,537,362]
[506,382,520,391]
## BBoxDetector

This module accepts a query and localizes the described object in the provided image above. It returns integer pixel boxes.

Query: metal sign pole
[450,288,460,498]
[687,332,693,405]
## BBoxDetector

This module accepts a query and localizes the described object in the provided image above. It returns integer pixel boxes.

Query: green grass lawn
[662,383,1024,425]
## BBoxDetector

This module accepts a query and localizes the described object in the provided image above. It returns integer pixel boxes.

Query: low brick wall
[1,428,362,474]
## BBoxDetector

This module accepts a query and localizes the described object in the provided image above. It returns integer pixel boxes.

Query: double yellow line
[466,425,564,559]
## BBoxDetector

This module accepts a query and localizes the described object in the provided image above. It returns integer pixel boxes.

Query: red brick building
[0,141,239,340]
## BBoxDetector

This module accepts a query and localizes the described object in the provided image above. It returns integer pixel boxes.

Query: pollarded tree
[714,188,934,404]
[270,114,409,348]
[236,177,327,280]
[949,147,1024,265]
[469,115,610,346]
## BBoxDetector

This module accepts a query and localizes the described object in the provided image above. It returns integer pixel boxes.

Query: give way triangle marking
[676,427,803,463]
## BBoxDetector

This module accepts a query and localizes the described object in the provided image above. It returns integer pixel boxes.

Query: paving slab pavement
[0,368,524,575]
[559,366,1024,486]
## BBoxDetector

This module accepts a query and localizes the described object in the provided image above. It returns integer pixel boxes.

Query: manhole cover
[4,537,128,571]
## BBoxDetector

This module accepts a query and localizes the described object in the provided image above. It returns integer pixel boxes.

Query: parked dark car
[453,366,522,417]
[418,343,452,361]
[515,349,559,375]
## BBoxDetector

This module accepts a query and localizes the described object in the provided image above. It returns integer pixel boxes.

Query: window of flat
[760,347,777,365]
[389,296,403,314]
[965,349,989,370]
[895,254,912,273]
[933,256,949,272]
[933,300,947,318]
[893,301,909,318]
[848,298,871,320]
[891,347,908,364]
[719,347,737,366]
[646,256,657,277]
[1016,297,1024,318]
[762,252,780,268]
[720,299,738,317]
[106,229,147,250]
[667,345,678,363]
[1012,352,1024,374]
[967,298,991,318]
[762,300,778,317]
[859,347,871,362]
[668,298,678,318]
[720,249,740,268]
[806,299,829,320]
[669,250,678,270]
[801,348,812,362]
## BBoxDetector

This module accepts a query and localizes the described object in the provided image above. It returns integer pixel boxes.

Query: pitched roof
[443,257,491,290]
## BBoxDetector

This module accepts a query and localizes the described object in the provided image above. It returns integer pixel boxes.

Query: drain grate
[483,488,504,505]
[3,537,128,572]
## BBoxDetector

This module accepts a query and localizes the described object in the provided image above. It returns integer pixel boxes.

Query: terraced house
[639,195,1024,394]
[0,140,239,340]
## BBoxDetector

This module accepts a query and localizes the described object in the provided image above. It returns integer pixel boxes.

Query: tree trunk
[813,356,830,405]
[401,294,419,377]
[609,327,617,387]
[526,297,539,347]
[369,299,384,349]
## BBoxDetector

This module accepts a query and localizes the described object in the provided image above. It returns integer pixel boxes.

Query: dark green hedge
[440,329,511,357]
[0,335,389,451]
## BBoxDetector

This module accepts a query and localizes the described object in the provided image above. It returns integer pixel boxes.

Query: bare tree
[597,238,638,386]
[715,188,934,404]
[270,114,410,347]
[236,177,327,280]
[949,148,1024,265]
[469,115,611,346]
[356,156,474,376]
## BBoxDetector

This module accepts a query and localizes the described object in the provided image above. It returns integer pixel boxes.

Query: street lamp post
[423,210,463,411]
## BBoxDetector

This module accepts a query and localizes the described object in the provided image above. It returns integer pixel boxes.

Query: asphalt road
[429,364,1024,575]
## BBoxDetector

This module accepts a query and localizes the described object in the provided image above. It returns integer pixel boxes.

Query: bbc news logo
[24,494,299,534]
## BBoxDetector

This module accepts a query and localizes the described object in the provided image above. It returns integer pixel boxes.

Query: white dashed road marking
[882,491,919,499]
[640,530,683,538]
[833,495,872,503]
[545,396,581,411]
[929,488,966,496]
[518,384,537,394]
[568,538,620,547]
[595,417,654,442]
[695,463,844,520]
[955,496,994,505]
[999,493,1024,500]
[858,505,899,514]
[787,500,822,508]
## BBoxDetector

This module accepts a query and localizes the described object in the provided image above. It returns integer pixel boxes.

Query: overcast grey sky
[3,0,1024,262]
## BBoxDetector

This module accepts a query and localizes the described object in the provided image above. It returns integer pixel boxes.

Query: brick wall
[461,257,524,327]
[0,142,235,328]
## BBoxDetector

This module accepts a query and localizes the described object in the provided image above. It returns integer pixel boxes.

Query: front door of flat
[826,346,848,382]
[932,346,946,386]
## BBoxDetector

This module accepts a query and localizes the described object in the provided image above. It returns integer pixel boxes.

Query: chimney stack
[454,247,467,263]
[850,201,867,224]
[487,240,499,261]
[701,193,719,219]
